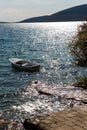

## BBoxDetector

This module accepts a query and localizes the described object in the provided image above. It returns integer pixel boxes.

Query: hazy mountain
[20,4,87,23]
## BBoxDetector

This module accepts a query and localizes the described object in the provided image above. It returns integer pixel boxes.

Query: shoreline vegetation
[74,77,87,89]
[69,19,87,89]
[70,20,87,67]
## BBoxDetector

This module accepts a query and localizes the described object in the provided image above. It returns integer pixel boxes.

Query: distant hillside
[20,4,87,22]
[21,16,48,23]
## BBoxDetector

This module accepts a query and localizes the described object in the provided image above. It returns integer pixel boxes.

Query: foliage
[70,21,87,66]
[74,77,87,89]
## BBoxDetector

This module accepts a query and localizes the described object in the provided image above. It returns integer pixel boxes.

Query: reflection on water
[0,22,87,120]
[0,80,87,121]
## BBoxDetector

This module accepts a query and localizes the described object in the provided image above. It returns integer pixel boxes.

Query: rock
[23,118,39,130]
[82,100,87,104]
[37,90,52,96]
[0,120,24,130]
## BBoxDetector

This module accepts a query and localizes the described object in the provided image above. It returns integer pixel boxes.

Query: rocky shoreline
[0,104,87,130]
[0,120,23,130]
[0,81,87,130]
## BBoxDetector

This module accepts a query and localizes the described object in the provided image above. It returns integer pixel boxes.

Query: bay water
[0,22,87,121]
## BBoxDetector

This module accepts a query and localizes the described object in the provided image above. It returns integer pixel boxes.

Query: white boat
[9,58,40,72]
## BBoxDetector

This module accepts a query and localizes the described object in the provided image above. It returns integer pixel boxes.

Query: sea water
[0,22,87,120]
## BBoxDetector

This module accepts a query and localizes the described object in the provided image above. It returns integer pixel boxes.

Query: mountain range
[20,4,87,23]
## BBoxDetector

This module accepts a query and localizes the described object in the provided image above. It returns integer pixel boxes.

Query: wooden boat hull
[9,58,40,72]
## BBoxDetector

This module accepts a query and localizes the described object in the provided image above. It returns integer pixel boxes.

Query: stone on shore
[0,105,87,130]
[23,105,87,130]
[0,120,24,130]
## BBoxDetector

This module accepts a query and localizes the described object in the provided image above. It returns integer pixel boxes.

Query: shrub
[74,77,87,89]
[70,21,87,66]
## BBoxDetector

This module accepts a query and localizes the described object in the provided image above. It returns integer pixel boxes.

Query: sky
[0,0,87,22]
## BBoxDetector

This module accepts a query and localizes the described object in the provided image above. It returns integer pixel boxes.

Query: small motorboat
[9,58,40,72]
